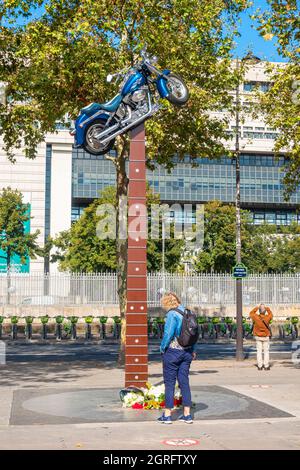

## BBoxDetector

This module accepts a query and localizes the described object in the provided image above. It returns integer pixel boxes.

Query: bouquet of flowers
[120,383,182,410]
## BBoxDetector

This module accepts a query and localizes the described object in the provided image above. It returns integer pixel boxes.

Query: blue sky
[8,0,286,62]
[233,1,286,62]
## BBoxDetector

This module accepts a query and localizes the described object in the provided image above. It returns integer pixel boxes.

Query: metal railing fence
[1,272,300,307]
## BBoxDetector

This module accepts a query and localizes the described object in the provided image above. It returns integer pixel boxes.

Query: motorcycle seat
[81,94,122,115]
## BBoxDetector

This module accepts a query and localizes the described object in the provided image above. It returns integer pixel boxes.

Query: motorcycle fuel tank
[121,71,146,96]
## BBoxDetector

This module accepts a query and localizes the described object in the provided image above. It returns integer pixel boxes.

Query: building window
[243,81,271,93]
[252,210,299,226]
[71,206,86,222]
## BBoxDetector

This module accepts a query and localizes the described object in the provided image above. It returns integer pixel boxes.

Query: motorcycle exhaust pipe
[93,108,133,140]
[100,104,159,145]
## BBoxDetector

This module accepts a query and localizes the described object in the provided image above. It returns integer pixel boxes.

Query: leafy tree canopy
[254,0,300,197]
[192,200,300,273]
[0,186,41,267]
[50,185,185,272]
[0,0,248,162]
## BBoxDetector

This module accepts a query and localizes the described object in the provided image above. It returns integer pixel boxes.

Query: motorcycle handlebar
[106,53,159,84]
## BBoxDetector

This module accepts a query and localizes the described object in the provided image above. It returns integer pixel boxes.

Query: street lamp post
[234,53,261,361]
[235,57,244,361]
[162,217,165,273]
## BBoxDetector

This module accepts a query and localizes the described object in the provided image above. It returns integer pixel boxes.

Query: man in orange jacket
[250,304,273,371]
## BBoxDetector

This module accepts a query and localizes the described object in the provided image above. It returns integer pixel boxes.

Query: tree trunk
[115,145,129,366]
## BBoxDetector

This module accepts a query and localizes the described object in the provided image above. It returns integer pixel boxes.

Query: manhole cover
[162,438,200,447]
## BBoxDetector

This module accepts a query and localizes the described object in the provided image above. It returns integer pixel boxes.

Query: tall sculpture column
[125,123,148,387]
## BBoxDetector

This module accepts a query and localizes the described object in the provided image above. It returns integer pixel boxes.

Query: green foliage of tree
[193,200,253,272]
[193,200,300,273]
[50,185,185,272]
[0,187,41,269]
[254,223,300,273]
[254,0,300,197]
[0,187,41,302]
[0,0,248,161]
[50,187,117,272]
[0,0,248,359]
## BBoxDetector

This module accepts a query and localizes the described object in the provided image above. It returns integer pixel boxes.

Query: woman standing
[158,292,196,424]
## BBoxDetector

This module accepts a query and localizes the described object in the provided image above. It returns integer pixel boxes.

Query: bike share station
[10,51,293,426]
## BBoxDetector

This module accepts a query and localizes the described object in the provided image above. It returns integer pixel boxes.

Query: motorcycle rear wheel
[165,73,189,106]
[83,118,116,156]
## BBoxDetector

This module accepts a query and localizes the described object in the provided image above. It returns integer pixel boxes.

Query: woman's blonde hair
[161,292,181,311]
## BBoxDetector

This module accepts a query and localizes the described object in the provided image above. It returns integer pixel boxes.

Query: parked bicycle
[157,317,166,339]
[243,317,253,338]
[113,316,121,339]
[197,316,207,339]
[216,317,230,338]
[224,317,235,339]
[206,316,220,340]
[279,317,298,340]
[230,317,253,339]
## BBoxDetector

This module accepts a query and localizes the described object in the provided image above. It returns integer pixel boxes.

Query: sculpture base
[10,386,292,425]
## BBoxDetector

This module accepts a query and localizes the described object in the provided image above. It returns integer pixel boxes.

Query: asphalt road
[1,341,295,363]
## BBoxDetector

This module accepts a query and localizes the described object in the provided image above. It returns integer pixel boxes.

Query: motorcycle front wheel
[165,73,189,106]
[83,118,116,156]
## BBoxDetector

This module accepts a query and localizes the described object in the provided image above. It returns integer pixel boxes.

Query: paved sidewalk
[0,351,299,450]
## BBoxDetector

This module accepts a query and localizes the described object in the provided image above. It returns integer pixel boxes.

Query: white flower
[122,392,144,408]
[145,384,165,400]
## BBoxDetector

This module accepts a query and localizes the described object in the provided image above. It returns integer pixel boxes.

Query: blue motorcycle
[71,49,189,155]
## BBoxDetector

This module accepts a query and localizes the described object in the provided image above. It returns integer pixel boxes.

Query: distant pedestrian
[157,292,198,424]
[250,304,273,371]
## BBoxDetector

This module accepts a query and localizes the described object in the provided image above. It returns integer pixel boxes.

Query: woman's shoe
[157,413,172,424]
[178,414,193,424]
[264,366,271,370]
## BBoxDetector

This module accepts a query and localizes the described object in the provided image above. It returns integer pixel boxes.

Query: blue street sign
[232,263,248,279]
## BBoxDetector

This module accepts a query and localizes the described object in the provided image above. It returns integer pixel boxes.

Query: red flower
[174,398,182,406]
[159,401,165,407]
[132,403,143,409]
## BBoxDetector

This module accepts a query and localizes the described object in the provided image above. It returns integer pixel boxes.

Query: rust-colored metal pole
[125,123,148,387]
